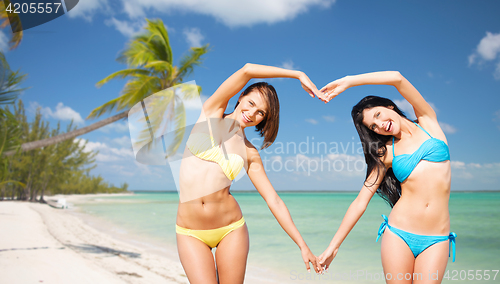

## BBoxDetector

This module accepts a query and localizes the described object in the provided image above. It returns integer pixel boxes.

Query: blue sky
[3,0,500,191]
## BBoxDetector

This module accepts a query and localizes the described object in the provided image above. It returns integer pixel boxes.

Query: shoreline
[0,196,188,284]
[65,193,290,283]
[127,189,500,193]
[0,193,290,283]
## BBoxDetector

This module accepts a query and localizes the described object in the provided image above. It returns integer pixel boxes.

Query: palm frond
[177,44,210,81]
[90,74,162,119]
[0,51,27,105]
[143,60,173,75]
[119,75,162,108]
[0,0,23,49]
[87,96,123,119]
[118,38,157,67]
[143,19,172,63]
[0,108,22,154]
[95,68,150,88]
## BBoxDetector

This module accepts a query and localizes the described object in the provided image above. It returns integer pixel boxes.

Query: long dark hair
[234,82,279,149]
[351,96,411,207]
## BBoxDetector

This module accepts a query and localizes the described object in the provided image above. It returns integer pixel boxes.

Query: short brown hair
[234,82,279,149]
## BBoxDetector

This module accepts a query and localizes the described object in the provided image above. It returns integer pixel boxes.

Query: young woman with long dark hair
[317,71,456,283]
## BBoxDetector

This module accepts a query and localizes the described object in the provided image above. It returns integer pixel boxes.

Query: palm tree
[0,51,26,189]
[3,18,209,156]
[0,0,23,50]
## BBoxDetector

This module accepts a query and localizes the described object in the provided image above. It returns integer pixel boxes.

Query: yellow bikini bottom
[176,217,245,248]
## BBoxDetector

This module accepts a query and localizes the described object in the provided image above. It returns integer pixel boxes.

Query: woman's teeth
[243,113,252,122]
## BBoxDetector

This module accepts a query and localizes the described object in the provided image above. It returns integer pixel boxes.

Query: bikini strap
[449,232,457,262]
[376,215,389,242]
[414,122,433,138]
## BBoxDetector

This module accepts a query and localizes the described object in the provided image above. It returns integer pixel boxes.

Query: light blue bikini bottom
[376,215,456,262]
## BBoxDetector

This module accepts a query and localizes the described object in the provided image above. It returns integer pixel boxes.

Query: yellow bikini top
[186,132,244,180]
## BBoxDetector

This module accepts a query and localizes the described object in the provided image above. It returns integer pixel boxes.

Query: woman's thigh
[215,224,250,284]
[177,233,218,284]
[381,228,416,284]
[413,240,449,284]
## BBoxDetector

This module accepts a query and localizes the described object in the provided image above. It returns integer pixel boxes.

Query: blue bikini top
[392,122,450,182]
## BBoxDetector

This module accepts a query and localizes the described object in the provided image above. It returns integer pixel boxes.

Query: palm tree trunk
[39,175,49,203]
[3,110,129,156]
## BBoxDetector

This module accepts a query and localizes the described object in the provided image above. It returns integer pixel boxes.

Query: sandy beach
[0,195,189,284]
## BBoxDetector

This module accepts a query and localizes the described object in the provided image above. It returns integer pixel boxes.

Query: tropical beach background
[1,0,499,283]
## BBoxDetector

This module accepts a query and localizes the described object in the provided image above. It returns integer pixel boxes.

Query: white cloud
[270,155,282,162]
[468,54,477,66]
[475,32,500,61]
[305,118,318,125]
[439,122,457,134]
[32,102,85,125]
[451,160,500,183]
[322,115,335,123]
[469,31,500,80]
[451,161,465,169]
[280,60,298,70]
[79,140,134,162]
[183,27,204,47]
[66,0,109,21]
[394,99,415,119]
[428,102,438,112]
[120,0,336,27]
[112,136,132,148]
[75,138,169,184]
[98,121,129,133]
[0,30,9,52]
[105,17,144,37]
[394,99,438,120]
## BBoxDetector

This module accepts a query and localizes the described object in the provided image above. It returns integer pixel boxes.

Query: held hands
[318,245,339,272]
[298,73,350,103]
[298,72,324,100]
[301,246,323,274]
[320,76,351,103]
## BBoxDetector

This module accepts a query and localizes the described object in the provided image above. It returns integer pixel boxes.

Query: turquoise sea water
[75,192,500,283]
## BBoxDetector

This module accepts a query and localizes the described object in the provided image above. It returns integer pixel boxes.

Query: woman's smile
[241,112,253,123]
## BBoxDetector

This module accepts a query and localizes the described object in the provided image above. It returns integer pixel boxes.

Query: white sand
[0,194,297,283]
[0,199,188,284]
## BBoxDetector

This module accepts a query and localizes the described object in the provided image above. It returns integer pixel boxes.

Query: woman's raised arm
[321,71,436,121]
[203,63,321,116]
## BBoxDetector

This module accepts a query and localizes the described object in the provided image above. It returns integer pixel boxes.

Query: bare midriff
[389,160,451,235]
[176,186,243,230]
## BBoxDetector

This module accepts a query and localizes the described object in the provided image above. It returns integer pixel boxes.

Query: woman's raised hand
[320,76,351,103]
[298,72,325,101]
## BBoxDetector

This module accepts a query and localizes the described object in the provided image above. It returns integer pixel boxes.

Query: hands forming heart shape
[297,72,351,104]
